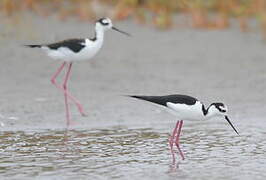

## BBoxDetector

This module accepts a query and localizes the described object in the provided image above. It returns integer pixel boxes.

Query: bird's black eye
[220,109,226,113]
[217,105,226,112]
[98,18,109,26]
[212,103,226,113]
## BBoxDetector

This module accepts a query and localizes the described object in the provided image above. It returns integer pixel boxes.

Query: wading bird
[128,94,239,162]
[26,18,130,127]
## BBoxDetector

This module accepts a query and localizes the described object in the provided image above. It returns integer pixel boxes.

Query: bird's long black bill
[112,27,131,36]
[225,116,239,135]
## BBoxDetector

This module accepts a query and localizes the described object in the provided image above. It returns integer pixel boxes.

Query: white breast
[166,101,204,121]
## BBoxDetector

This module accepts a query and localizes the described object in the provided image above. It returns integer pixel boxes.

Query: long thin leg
[64,93,70,127]
[51,62,66,82]
[175,120,185,160]
[63,63,73,127]
[51,62,86,116]
[169,121,180,164]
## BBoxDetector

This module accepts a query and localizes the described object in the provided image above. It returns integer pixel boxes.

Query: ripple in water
[0,125,266,180]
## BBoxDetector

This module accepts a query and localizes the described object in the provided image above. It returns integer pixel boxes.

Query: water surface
[1,122,265,180]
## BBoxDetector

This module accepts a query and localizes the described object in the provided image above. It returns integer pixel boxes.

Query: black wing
[24,45,42,48]
[47,38,86,53]
[129,94,198,107]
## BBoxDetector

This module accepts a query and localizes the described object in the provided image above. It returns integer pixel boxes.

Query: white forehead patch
[220,106,227,111]
[102,19,109,24]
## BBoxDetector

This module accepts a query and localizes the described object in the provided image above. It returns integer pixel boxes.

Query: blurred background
[1,1,266,180]
[1,0,266,33]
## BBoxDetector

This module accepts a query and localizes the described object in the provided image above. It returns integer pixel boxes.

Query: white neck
[204,105,218,120]
[94,24,105,42]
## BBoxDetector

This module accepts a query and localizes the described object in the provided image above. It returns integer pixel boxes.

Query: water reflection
[0,125,266,179]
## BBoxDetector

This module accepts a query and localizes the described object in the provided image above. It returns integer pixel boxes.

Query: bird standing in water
[129,94,239,162]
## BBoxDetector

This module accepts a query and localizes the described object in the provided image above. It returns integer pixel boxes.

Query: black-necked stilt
[25,18,130,127]
[128,94,239,161]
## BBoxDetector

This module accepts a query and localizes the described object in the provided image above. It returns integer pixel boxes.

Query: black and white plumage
[129,94,239,161]
[129,94,239,134]
[24,17,130,127]
[25,18,130,62]
[130,94,198,106]
[28,39,86,52]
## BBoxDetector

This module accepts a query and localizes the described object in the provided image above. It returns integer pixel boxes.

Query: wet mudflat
[0,14,266,179]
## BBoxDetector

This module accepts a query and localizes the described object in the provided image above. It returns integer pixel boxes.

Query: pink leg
[169,121,180,164]
[175,120,185,160]
[51,62,66,82]
[51,62,86,116]
[62,63,73,127]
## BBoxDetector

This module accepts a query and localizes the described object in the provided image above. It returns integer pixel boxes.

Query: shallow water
[1,14,266,180]
[1,122,266,180]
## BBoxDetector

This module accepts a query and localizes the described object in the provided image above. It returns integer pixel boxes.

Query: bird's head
[95,17,130,36]
[208,102,228,117]
[208,102,239,135]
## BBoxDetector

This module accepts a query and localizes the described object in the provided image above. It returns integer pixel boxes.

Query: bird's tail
[24,45,42,48]
[128,95,153,102]
[126,95,143,100]
[126,95,167,107]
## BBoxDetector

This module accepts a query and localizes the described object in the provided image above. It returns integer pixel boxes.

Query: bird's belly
[174,110,203,121]
[167,102,204,121]
[46,44,102,62]
[72,45,101,61]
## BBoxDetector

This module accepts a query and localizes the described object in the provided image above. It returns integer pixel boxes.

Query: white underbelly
[43,40,103,62]
[172,110,203,121]
[166,101,204,121]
